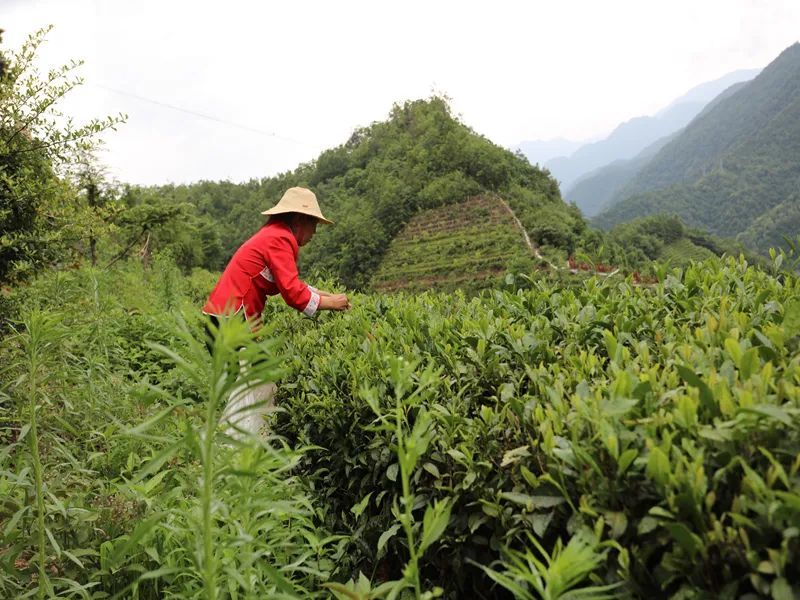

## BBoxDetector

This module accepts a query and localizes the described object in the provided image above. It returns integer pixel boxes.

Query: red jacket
[203,221,320,321]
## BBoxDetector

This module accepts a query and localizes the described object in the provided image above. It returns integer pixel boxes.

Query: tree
[0,29,7,79]
[0,26,125,284]
[108,187,191,269]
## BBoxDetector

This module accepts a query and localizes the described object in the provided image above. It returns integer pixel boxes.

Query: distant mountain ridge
[546,102,703,190]
[516,69,760,195]
[594,42,800,253]
[565,133,676,217]
[516,138,583,167]
[568,78,753,217]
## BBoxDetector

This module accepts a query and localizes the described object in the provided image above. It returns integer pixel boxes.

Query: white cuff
[307,285,318,293]
[303,290,320,317]
[259,266,274,282]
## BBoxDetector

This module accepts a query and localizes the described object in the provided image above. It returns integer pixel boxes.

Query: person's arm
[267,239,349,315]
[308,286,351,310]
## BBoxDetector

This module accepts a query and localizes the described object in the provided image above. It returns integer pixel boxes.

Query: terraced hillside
[371,195,534,292]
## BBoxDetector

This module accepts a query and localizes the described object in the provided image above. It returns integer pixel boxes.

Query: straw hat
[261,187,333,224]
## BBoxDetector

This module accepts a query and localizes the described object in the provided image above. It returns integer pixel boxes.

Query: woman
[203,186,349,437]
[204,186,349,325]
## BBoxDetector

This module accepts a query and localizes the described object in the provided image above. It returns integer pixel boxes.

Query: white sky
[4,0,799,185]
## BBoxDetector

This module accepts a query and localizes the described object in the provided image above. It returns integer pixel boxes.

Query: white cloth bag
[219,359,276,439]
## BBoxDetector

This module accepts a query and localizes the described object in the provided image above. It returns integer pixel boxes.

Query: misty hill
[567,78,753,217]
[531,69,759,192]
[594,43,800,253]
[515,138,583,167]
[565,134,675,217]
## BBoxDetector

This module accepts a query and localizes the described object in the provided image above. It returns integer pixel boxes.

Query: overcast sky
[4,0,799,185]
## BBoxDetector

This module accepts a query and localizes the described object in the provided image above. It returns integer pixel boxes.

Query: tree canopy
[0,27,124,285]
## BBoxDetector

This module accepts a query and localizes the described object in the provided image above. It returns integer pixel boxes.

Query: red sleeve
[265,235,319,316]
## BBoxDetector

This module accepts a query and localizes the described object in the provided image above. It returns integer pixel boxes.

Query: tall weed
[101,314,343,598]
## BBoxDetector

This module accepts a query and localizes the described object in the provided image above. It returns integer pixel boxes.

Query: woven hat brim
[261,206,334,225]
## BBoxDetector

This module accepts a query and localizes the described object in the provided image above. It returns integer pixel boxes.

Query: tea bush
[1,255,799,598]
[274,256,800,598]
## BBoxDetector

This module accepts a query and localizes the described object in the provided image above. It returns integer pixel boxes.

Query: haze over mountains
[594,42,800,254]
[566,78,756,217]
[515,138,584,169]
[516,68,760,198]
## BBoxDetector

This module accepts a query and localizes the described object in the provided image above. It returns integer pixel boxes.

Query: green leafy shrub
[0,264,341,598]
[275,257,800,598]
[2,256,800,598]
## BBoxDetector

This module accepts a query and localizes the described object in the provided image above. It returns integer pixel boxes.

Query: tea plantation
[371,196,535,293]
[1,255,799,599]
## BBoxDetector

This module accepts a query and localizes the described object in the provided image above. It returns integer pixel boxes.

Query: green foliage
[273,257,800,597]
[596,43,800,255]
[3,311,70,598]
[110,185,217,271]
[131,96,571,289]
[0,260,341,597]
[3,254,800,598]
[577,214,759,273]
[0,27,125,285]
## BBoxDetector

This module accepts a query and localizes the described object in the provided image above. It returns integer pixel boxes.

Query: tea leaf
[676,365,717,416]
[423,462,441,478]
[617,448,638,476]
[738,404,794,426]
[501,445,530,467]
[377,524,402,554]
[646,447,671,487]
[351,492,373,519]
[664,522,704,559]
[771,577,794,600]
[500,492,565,511]
[783,298,800,336]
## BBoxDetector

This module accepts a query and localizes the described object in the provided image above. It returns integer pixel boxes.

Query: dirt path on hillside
[495,196,561,270]
[497,196,647,283]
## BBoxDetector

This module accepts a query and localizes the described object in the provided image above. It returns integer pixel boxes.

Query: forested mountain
[595,42,800,254]
[141,98,585,288]
[539,69,759,192]
[565,133,675,217]
[568,79,753,217]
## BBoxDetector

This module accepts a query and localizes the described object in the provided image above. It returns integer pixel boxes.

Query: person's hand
[331,293,351,311]
[320,293,350,311]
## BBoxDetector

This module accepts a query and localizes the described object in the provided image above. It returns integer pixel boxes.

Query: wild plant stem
[396,403,421,599]
[202,382,217,600]
[27,348,47,599]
